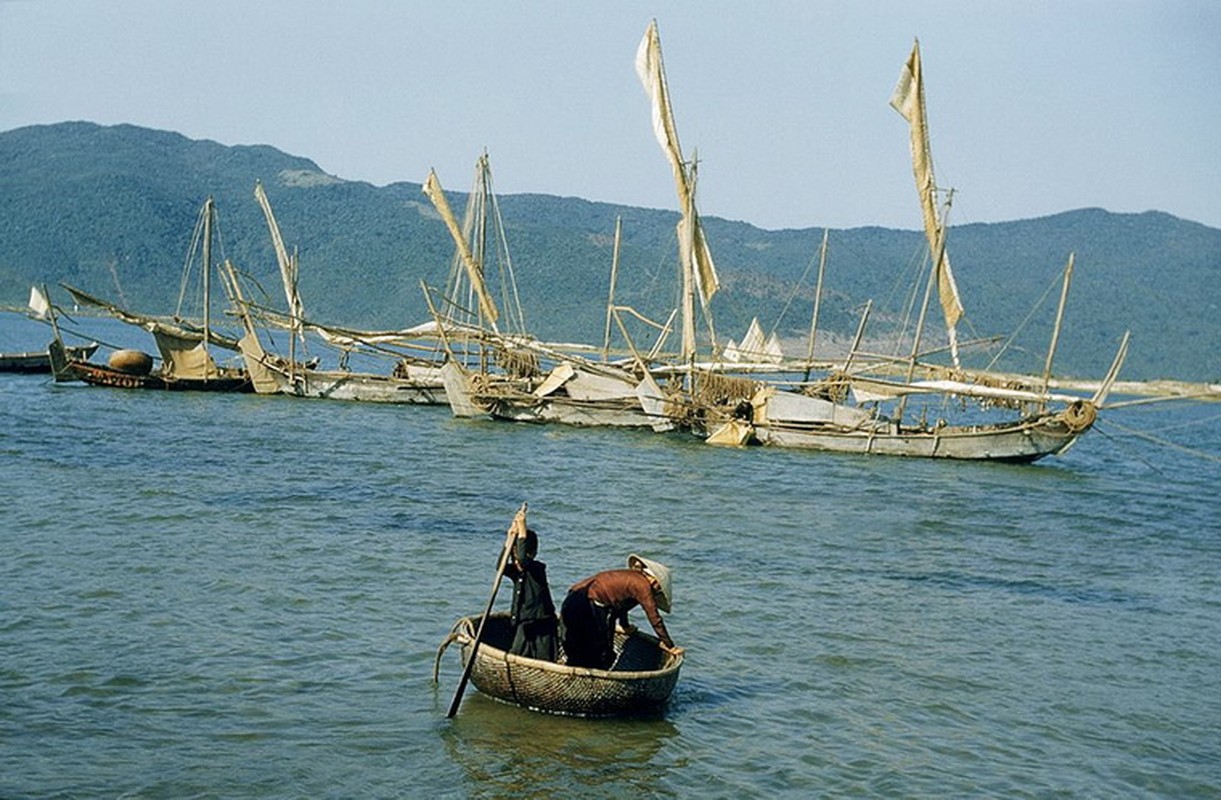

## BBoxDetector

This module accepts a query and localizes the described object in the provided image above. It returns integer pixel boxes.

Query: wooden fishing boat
[53,197,254,393]
[693,39,1131,462]
[229,182,447,404]
[50,338,252,392]
[0,342,97,373]
[435,612,683,717]
[424,157,658,430]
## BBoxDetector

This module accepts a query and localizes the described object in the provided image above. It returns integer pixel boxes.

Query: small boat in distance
[52,196,253,393]
[434,612,683,717]
[0,342,98,374]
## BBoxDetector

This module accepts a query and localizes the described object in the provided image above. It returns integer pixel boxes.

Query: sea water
[2,313,1219,798]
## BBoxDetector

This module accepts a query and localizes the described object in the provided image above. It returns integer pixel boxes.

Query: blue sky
[2,1,1218,231]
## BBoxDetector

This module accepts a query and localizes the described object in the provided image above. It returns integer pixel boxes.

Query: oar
[446,502,527,718]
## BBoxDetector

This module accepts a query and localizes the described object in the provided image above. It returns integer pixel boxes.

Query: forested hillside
[1,122,1217,381]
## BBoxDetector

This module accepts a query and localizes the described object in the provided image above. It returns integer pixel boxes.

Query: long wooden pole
[1041,253,1075,406]
[603,216,622,361]
[446,503,527,718]
[202,197,212,357]
[803,228,829,382]
[843,299,872,374]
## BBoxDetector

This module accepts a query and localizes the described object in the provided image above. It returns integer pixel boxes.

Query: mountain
[1,122,1218,382]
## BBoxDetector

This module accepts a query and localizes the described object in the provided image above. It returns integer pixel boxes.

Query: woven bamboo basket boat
[435,612,683,717]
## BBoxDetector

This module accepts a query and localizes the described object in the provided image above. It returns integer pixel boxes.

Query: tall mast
[898,203,950,422]
[202,196,212,354]
[636,19,719,365]
[603,216,622,361]
[1041,252,1075,405]
[422,167,500,333]
[803,228,829,382]
[680,163,698,364]
[891,39,964,367]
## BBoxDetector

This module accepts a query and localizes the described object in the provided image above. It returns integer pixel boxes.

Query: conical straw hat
[627,554,672,613]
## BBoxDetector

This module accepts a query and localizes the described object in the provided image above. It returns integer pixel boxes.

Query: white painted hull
[239,335,445,404]
[276,369,445,404]
[752,411,1087,462]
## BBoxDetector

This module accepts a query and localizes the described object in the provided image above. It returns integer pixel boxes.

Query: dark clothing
[559,588,615,669]
[561,568,673,669]
[509,616,558,661]
[502,557,557,661]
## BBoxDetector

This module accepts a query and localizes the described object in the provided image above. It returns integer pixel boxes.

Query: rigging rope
[982,262,1064,373]
[1097,418,1221,463]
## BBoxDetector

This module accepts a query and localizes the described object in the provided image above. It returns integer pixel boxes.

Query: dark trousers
[560,589,614,669]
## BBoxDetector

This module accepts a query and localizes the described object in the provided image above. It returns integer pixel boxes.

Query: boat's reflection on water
[439,693,681,795]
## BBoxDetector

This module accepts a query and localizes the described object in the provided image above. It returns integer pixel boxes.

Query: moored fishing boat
[52,197,254,393]
[0,342,97,374]
[229,182,447,404]
[50,338,252,392]
[702,40,1130,461]
[424,156,661,429]
[434,612,683,717]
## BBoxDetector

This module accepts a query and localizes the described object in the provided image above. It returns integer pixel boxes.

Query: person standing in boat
[560,554,683,669]
[501,527,558,661]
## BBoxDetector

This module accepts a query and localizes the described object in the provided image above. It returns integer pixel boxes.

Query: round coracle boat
[435,612,683,717]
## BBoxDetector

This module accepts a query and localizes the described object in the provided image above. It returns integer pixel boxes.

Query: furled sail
[422,169,500,328]
[635,20,719,307]
[254,181,305,341]
[890,39,964,362]
[62,283,242,352]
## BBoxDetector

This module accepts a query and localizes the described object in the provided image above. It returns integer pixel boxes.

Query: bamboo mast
[603,216,623,361]
[843,299,872,374]
[1041,253,1075,407]
[803,228,829,382]
[898,196,951,422]
[202,196,213,370]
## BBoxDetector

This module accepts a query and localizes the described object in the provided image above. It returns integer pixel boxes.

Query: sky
[2,1,1219,232]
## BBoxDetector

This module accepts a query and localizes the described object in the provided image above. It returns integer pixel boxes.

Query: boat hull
[238,336,445,404]
[753,410,1090,462]
[67,359,252,392]
[265,368,443,404]
[443,361,658,428]
[449,613,682,717]
[0,343,98,374]
[486,396,658,428]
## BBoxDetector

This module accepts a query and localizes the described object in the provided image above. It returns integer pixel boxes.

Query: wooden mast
[803,228,829,382]
[1041,253,1075,406]
[603,216,622,361]
[202,196,213,373]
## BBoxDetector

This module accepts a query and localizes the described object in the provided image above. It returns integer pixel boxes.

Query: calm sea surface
[2,313,1219,798]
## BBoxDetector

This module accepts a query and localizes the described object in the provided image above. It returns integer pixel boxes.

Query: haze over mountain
[2,122,1217,382]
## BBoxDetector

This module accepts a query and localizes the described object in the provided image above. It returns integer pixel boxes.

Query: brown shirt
[569,569,672,648]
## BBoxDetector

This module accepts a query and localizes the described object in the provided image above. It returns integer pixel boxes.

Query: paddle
[446,502,527,718]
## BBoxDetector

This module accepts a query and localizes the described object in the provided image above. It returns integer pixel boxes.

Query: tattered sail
[635,20,720,308]
[152,331,222,380]
[890,39,964,363]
